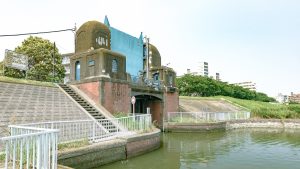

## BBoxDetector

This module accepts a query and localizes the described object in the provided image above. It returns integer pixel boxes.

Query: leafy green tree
[4,36,65,82]
[176,74,274,102]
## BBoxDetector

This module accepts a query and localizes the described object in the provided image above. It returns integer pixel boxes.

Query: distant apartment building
[289,92,300,103]
[232,81,256,91]
[61,53,72,84]
[276,93,289,103]
[185,69,198,75]
[216,73,220,81]
[185,62,209,76]
[198,62,209,76]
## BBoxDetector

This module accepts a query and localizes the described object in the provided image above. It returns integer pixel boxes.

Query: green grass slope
[180,96,300,119]
[0,76,55,87]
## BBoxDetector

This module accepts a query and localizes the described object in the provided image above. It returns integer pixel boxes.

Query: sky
[0,0,299,97]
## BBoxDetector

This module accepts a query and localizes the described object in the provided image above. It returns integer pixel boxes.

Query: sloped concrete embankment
[0,82,91,135]
[164,119,300,132]
[58,129,161,169]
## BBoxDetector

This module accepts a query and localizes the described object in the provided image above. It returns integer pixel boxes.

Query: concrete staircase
[58,84,118,133]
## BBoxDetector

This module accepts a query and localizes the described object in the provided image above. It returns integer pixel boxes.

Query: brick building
[66,16,179,126]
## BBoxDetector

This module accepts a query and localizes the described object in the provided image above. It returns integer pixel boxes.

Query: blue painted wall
[104,16,143,77]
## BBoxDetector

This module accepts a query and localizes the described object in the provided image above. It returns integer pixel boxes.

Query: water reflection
[99,129,300,169]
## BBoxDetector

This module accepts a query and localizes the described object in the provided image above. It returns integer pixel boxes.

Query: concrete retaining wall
[227,119,300,129]
[165,119,300,132]
[58,139,126,168]
[58,130,161,168]
[165,122,227,132]
[0,82,91,137]
[126,130,161,158]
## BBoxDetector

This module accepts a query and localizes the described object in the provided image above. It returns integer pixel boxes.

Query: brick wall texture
[76,81,130,114]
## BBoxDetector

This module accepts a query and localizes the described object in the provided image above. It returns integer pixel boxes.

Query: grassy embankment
[0,76,55,87]
[180,96,300,119]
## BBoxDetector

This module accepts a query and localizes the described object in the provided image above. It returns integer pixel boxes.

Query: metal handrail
[0,125,59,169]
[166,111,251,123]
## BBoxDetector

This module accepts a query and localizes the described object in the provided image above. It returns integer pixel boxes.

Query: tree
[4,36,65,82]
[176,74,274,102]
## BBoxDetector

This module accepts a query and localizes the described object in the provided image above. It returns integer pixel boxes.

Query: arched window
[112,59,118,73]
[75,61,80,81]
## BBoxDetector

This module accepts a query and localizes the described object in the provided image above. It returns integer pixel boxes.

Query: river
[99,129,300,169]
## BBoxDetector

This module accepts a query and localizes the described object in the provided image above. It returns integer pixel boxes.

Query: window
[88,60,95,66]
[75,61,80,81]
[112,59,118,73]
[153,73,159,81]
[168,74,173,86]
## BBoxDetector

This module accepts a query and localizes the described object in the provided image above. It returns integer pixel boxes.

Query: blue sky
[0,0,299,97]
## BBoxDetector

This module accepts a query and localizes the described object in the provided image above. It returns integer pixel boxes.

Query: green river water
[99,129,300,169]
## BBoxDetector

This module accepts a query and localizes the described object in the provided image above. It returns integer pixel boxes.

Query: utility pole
[52,42,56,82]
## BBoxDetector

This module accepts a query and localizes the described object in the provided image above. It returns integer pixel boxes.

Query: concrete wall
[70,48,127,82]
[58,130,161,168]
[164,119,300,132]
[126,129,161,158]
[58,139,126,168]
[165,122,227,132]
[227,119,300,129]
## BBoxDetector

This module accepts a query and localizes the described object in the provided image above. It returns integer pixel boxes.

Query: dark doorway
[131,95,163,126]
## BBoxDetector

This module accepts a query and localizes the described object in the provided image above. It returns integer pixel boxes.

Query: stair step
[59,84,118,131]
[93,116,105,119]
[89,111,100,113]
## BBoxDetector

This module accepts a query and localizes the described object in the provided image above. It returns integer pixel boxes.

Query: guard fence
[166,111,251,123]
[0,125,58,169]
[0,114,152,169]
[19,114,152,143]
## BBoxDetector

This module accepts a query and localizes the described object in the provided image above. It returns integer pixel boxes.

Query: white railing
[110,114,152,132]
[20,120,109,143]
[0,125,59,169]
[18,114,152,143]
[166,112,251,123]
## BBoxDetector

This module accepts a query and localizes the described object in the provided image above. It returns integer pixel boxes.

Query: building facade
[289,93,300,103]
[276,93,289,104]
[232,81,256,91]
[66,17,178,126]
[198,62,209,76]
[61,53,72,83]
